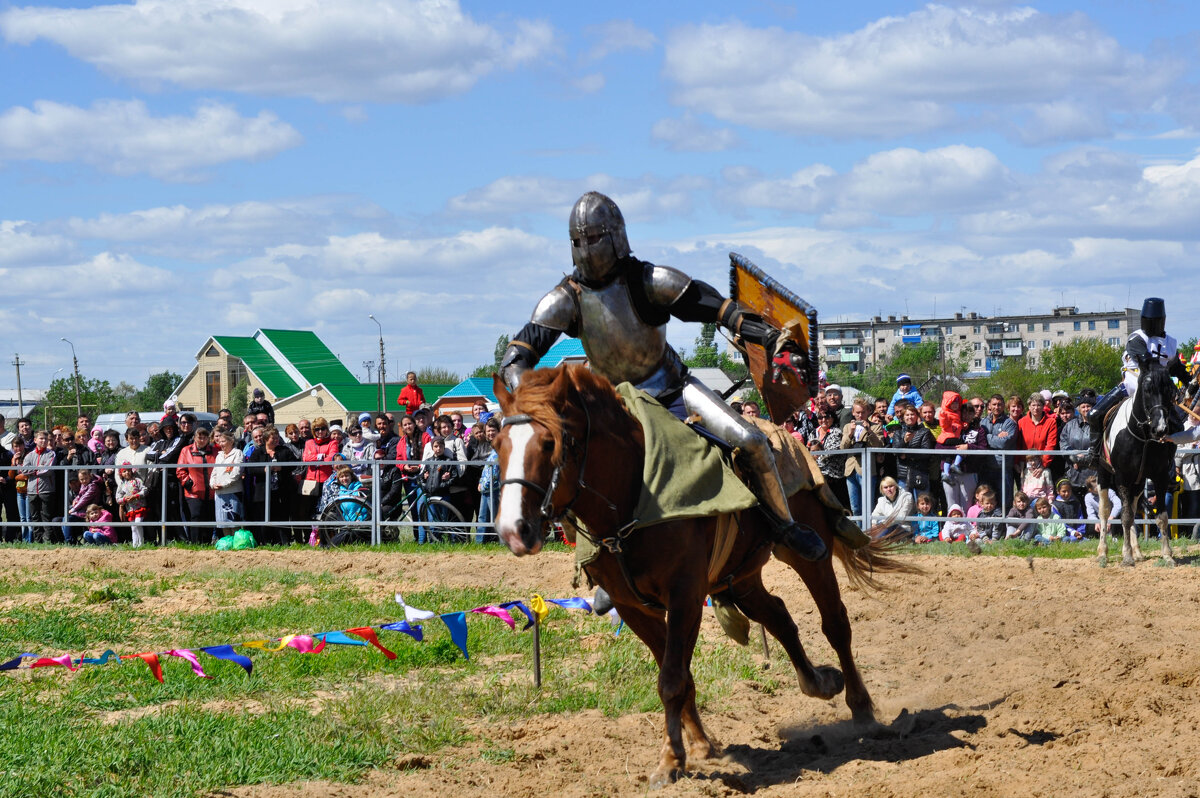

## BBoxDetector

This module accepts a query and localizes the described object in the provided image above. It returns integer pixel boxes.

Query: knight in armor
[499,191,828,561]
[1087,298,1199,464]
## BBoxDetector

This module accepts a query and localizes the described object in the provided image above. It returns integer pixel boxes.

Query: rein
[501,398,664,610]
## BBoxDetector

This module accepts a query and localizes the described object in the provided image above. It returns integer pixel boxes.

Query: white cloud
[0,0,555,103]
[445,174,707,221]
[0,99,301,180]
[662,5,1178,140]
[0,220,73,265]
[651,114,740,152]
[573,73,606,94]
[584,19,656,61]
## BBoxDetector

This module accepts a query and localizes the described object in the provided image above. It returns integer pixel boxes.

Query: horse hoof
[801,665,845,700]
[648,767,682,789]
[1121,557,1136,568]
[1160,558,1176,568]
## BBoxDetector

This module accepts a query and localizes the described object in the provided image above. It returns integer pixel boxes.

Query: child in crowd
[936,392,965,481]
[65,468,103,545]
[114,464,146,547]
[87,426,104,455]
[421,436,461,543]
[1083,475,1123,536]
[333,465,368,523]
[1006,491,1037,539]
[1051,479,1087,539]
[1032,497,1069,544]
[941,504,971,542]
[83,504,116,545]
[912,492,940,543]
[887,374,924,417]
[968,485,1004,541]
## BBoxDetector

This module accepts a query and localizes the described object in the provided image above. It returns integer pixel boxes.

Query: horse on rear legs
[491,365,915,787]
[1096,358,1180,567]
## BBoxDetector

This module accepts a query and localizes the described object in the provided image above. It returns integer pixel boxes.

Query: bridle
[1124,362,1171,446]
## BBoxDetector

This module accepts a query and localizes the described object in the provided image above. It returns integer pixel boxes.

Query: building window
[205,371,221,414]
[1072,321,1081,331]
[1108,337,1120,346]
[1027,323,1035,332]
[1108,319,1120,329]
[1088,320,1096,330]
[1043,340,1050,348]
[974,359,982,367]
[1027,341,1036,349]
[1042,322,1050,331]
[878,337,885,343]
[205,345,219,357]
[973,325,981,334]
[973,342,981,351]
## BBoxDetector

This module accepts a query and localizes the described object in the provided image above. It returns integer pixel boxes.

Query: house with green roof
[174,329,451,425]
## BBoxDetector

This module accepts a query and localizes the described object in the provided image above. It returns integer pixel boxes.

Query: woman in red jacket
[1018,393,1058,500]
[299,417,340,522]
[176,426,216,544]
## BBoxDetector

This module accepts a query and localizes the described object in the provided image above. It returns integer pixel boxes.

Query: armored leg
[681,376,827,561]
[1087,383,1127,466]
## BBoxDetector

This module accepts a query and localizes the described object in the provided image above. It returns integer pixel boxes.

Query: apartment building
[820,306,1137,378]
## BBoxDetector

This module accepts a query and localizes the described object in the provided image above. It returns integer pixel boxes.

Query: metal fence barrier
[3,446,1197,545]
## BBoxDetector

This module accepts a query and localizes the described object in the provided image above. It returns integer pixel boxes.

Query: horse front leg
[649,599,704,788]
[1120,497,1139,567]
[1097,491,1112,567]
[1158,509,1175,566]
[776,544,875,726]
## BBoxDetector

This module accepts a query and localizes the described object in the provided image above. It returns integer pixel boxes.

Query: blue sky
[2,0,1199,392]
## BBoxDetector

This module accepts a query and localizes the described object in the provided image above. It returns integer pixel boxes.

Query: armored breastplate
[577,278,678,390]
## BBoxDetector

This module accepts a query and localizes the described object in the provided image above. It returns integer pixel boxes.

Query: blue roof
[440,377,498,402]
[536,338,587,368]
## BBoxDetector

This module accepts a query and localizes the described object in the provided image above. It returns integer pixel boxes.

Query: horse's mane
[510,365,634,466]
[1140,357,1176,400]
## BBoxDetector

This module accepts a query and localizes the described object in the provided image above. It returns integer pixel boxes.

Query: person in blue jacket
[887,374,925,418]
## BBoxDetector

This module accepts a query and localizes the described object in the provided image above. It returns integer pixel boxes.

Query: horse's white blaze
[496,423,535,539]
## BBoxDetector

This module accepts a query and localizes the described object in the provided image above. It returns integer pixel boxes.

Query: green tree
[1038,338,1122,396]
[684,323,719,369]
[137,371,183,411]
[971,356,1042,403]
[415,366,462,385]
[493,334,510,367]
[228,378,249,421]
[41,375,121,429]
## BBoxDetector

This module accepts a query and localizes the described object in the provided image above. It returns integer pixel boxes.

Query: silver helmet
[569,192,630,283]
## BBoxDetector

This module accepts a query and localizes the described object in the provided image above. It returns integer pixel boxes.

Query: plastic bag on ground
[232,528,256,550]
[214,535,235,551]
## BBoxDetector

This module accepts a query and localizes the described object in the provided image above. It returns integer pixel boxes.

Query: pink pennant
[165,649,212,679]
[31,654,78,672]
[284,635,327,654]
[471,605,516,630]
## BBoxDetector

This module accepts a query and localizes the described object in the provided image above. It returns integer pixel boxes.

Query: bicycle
[317,483,465,547]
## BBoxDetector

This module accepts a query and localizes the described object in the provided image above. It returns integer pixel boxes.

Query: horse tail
[831,524,924,594]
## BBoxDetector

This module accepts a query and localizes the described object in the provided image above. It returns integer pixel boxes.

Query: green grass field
[0,547,769,798]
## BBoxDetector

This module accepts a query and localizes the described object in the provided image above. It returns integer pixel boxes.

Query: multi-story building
[820,306,1137,378]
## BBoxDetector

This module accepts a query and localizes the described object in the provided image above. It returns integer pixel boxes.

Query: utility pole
[369,315,385,414]
[362,360,375,383]
[60,338,82,416]
[11,354,25,416]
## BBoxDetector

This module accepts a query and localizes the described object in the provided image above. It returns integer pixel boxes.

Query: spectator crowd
[0,378,502,548]
[748,373,1200,545]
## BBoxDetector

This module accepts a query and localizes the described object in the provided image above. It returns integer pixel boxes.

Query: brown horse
[492,365,914,787]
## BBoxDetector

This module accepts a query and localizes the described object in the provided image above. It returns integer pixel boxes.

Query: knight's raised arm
[499,282,578,391]
[666,275,777,350]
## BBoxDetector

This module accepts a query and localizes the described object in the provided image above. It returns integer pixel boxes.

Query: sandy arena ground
[9,546,1200,797]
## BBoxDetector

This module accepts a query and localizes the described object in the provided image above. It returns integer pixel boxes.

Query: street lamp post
[60,338,82,417]
[368,315,385,414]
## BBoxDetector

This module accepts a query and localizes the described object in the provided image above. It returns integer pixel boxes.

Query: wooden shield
[728,252,819,420]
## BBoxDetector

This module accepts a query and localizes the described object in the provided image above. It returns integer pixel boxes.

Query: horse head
[1136,358,1175,438]
[491,367,583,556]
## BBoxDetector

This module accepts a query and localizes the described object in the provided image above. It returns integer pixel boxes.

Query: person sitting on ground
[1005,491,1037,540]
[1051,479,1087,539]
[912,492,940,543]
[871,476,914,537]
[967,485,1004,541]
[941,504,971,542]
[1032,497,1068,544]
[83,504,117,545]
[887,374,924,417]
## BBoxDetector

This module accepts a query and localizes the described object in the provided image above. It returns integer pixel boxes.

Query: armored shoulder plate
[530,285,578,333]
[643,263,692,306]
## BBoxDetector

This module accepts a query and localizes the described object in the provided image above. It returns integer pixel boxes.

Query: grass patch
[0,566,763,796]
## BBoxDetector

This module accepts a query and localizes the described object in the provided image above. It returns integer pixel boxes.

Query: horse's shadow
[699,703,1013,792]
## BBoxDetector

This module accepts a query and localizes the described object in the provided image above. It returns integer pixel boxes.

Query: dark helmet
[569,192,630,284]
[1141,297,1166,337]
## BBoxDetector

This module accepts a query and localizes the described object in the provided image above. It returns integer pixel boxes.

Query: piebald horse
[1097,358,1180,567]
[492,365,914,787]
